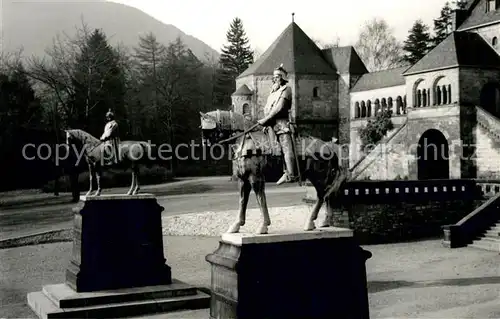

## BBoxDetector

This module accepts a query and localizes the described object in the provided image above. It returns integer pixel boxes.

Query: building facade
[233,0,500,180]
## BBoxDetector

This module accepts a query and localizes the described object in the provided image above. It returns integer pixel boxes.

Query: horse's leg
[304,175,326,231]
[85,163,95,197]
[127,164,135,195]
[132,163,141,195]
[94,165,102,196]
[320,200,335,228]
[227,177,251,233]
[251,162,271,234]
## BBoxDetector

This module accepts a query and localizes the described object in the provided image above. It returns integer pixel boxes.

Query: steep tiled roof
[350,66,408,92]
[403,31,500,75]
[458,8,500,30]
[232,84,252,96]
[457,0,500,30]
[322,46,368,75]
[238,22,337,78]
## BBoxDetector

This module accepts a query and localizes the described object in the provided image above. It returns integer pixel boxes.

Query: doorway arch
[480,82,500,117]
[417,129,449,180]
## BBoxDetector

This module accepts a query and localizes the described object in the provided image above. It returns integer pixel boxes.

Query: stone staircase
[469,220,500,252]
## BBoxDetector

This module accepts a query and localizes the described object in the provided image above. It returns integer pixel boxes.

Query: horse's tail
[324,150,349,209]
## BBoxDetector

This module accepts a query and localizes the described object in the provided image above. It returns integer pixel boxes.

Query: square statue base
[27,194,210,318]
[206,227,372,319]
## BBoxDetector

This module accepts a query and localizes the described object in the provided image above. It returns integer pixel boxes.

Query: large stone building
[232,0,500,181]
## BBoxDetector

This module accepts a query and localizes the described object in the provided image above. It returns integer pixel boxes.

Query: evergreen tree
[72,29,126,135]
[403,20,433,65]
[214,17,254,107]
[432,2,453,48]
[133,32,167,139]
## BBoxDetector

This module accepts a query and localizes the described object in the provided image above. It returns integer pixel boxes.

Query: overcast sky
[110,0,452,52]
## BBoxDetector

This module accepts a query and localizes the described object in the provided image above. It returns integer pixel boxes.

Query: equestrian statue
[200,64,349,234]
[65,109,155,196]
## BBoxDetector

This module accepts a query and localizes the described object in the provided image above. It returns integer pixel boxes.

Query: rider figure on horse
[257,64,298,185]
[100,109,121,166]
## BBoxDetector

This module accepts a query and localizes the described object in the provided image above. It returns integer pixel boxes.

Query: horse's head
[199,111,233,146]
[65,129,75,145]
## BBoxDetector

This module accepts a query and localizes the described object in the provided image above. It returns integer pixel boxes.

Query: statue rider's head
[272,64,288,90]
[106,109,114,121]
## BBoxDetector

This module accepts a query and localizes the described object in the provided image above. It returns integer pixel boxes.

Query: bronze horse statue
[200,110,348,234]
[65,129,154,196]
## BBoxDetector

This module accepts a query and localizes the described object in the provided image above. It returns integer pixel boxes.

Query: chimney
[451,8,468,31]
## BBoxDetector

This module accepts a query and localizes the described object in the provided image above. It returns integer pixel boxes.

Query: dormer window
[487,0,499,12]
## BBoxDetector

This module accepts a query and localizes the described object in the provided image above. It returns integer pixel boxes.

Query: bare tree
[313,37,341,49]
[354,18,407,72]
[26,21,119,129]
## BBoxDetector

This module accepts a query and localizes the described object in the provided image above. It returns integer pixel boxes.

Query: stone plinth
[205,227,372,319]
[27,194,210,318]
[66,194,171,292]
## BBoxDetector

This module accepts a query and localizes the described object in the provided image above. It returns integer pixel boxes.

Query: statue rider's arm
[100,122,118,140]
[258,87,292,125]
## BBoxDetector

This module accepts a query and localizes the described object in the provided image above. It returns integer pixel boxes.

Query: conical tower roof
[238,22,337,78]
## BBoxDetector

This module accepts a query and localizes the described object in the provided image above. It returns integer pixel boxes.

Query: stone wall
[471,22,500,53]
[459,68,500,106]
[335,199,483,244]
[352,122,410,180]
[325,179,484,244]
[338,74,351,168]
[295,74,338,121]
[474,125,500,178]
[349,115,407,167]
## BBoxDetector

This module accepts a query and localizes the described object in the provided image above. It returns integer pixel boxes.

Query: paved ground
[0,176,305,240]
[1,237,500,318]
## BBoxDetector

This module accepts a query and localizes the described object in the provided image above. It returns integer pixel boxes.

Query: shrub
[41,164,173,193]
[359,109,394,152]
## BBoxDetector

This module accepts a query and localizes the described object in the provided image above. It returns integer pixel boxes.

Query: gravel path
[1,238,499,318]
[162,204,327,236]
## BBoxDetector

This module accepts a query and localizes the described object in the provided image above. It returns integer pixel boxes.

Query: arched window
[396,96,402,115]
[388,97,393,114]
[442,86,448,104]
[436,86,442,105]
[313,87,319,98]
[381,98,387,111]
[367,100,372,117]
[417,90,422,107]
[403,95,407,113]
[242,103,251,115]
[493,37,498,47]
[354,102,360,118]
[361,101,367,117]
[422,89,427,106]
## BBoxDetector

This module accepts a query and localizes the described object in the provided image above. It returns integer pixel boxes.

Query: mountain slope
[1,0,220,63]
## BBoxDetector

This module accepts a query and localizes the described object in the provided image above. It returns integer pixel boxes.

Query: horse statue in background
[200,110,348,234]
[65,129,155,196]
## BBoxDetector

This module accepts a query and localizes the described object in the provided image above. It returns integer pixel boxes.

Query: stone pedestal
[28,194,210,318]
[206,227,372,319]
[66,194,171,292]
